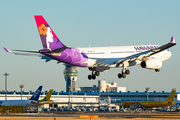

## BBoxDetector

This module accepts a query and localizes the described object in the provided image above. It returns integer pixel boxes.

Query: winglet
[170,36,175,43]
[3,47,12,53]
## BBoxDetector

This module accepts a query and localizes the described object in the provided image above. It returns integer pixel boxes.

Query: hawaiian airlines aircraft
[3,15,176,80]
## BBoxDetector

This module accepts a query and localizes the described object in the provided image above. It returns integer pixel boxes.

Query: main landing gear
[88,67,100,80]
[118,69,130,79]
[118,62,130,79]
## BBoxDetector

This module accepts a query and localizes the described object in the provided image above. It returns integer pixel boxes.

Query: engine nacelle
[141,59,162,69]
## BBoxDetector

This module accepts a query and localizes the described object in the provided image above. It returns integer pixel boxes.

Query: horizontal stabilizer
[3,47,44,57]
[12,50,40,53]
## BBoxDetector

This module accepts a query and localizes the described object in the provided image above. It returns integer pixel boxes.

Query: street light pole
[19,85,24,100]
[68,86,72,108]
[98,86,102,108]
[146,87,150,101]
[3,73,9,100]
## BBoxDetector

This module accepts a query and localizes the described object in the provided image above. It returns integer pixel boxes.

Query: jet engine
[141,59,162,69]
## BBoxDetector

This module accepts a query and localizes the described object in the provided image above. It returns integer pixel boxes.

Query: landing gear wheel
[125,70,130,75]
[155,69,160,72]
[88,75,92,80]
[118,73,122,79]
[92,75,96,80]
[95,71,100,76]
[122,73,126,78]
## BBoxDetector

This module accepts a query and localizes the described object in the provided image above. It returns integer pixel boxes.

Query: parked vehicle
[50,108,57,111]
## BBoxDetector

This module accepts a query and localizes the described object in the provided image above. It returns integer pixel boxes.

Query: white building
[80,80,126,92]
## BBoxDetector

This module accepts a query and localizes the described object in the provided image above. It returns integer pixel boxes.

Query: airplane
[3,15,176,80]
[119,89,176,110]
[0,87,53,107]
[0,86,43,106]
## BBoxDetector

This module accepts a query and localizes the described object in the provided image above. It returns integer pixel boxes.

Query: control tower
[64,65,78,92]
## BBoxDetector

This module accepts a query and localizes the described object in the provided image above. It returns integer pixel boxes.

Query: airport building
[0,90,179,108]
[63,65,126,93]
[80,80,126,92]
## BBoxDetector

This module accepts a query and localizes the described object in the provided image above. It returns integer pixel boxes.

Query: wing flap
[93,58,121,67]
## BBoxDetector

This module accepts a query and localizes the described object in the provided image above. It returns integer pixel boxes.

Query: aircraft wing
[135,102,148,108]
[95,37,176,67]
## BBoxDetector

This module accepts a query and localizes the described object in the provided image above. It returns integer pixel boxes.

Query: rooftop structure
[80,80,126,92]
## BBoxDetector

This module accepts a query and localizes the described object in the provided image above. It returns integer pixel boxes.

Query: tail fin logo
[166,90,176,102]
[39,24,47,36]
[38,24,54,50]
[33,89,41,99]
[29,86,42,101]
[34,15,66,51]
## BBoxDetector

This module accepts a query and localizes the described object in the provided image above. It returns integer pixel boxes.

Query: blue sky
[0,0,179,92]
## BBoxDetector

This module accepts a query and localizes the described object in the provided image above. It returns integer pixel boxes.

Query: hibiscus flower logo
[39,24,47,36]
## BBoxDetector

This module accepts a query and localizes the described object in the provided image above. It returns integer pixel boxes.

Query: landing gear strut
[88,68,100,80]
[118,62,130,79]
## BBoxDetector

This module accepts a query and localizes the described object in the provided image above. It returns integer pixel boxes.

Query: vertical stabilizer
[29,86,43,101]
[166,90,176,102]
[34,15,66,51]
[39,89,53,102]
